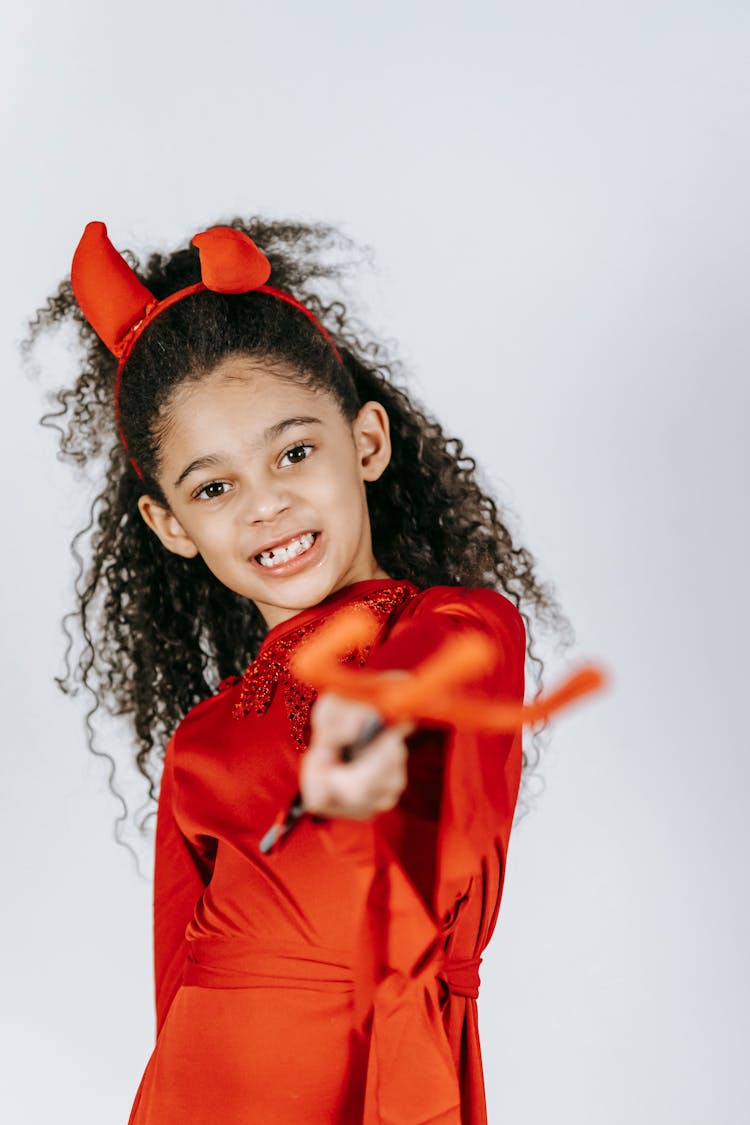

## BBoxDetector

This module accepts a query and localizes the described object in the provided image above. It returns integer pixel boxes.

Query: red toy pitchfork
[260,604,608,853]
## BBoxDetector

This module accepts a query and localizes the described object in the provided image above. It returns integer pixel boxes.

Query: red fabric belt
[182,937,356,992]
[182,936,481,1000]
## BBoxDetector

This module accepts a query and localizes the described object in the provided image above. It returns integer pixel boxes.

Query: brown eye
[280,443,313,467]
[195,481,230,501]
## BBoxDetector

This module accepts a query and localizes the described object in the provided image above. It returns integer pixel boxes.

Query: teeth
[257,533,316,568]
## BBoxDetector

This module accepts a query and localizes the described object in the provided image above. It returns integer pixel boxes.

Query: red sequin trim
[231,583,418,751]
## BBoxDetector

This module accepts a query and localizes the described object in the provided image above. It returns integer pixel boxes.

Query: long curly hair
[26,215,572,840]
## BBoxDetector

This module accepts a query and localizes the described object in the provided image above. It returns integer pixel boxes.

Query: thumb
[303,729,339,767]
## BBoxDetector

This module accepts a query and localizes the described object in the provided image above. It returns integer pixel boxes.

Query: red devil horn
[191,227,272,293]
[71,222,156,357]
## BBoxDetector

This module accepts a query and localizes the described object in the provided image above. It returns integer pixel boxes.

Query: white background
[2,2,748,1122]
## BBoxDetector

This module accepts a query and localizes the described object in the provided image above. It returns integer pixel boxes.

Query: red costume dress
[127,576,526,1125]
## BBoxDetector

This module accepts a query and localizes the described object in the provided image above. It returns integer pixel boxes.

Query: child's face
[137,357,393,630]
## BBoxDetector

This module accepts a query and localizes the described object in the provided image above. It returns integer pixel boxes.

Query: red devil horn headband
[70,221,342,480]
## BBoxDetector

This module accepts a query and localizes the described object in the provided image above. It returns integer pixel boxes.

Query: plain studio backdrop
[2,2,748,1122]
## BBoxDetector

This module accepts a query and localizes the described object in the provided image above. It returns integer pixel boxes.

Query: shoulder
[401,584,525,644]
[170,677,240,750]
[368,583,526,687]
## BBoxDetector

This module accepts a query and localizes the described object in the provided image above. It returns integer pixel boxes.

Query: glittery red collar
[231,578,420,749]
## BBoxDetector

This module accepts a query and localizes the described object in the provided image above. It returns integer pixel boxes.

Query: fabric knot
[436,954,482,999]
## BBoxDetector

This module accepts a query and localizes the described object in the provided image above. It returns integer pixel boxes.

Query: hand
[300,683,415,821]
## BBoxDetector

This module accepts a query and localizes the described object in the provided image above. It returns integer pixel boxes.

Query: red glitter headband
[70,221,343,480]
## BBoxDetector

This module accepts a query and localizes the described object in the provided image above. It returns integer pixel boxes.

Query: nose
[238,470,292,526]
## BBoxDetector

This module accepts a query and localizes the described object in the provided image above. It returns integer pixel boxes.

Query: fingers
[303,730,407,817]
[330,724,408,814]
[301,693,412,819]
[308,691,382,758]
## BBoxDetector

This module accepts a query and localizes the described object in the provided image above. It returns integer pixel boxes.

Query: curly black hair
[25,216,572,841]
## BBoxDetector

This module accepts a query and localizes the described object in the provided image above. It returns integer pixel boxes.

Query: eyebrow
[173,415,324,488]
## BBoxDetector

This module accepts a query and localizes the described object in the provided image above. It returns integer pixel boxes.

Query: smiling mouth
[254,531,320,568]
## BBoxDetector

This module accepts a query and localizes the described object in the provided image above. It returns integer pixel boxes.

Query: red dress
[127,576,526,1124]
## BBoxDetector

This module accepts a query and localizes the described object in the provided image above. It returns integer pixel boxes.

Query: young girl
[31,217,572,1124]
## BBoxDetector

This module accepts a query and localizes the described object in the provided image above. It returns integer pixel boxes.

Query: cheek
[190,520,234,563]
[320,468,366,516]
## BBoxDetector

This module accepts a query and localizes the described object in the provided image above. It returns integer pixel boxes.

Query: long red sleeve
[152,735,214,1036]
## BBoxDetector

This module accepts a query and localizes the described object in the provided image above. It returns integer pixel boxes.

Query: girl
[30,217,572,1124]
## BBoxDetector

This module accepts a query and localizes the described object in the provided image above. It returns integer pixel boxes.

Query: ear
[137,494,199,559]
[352,400,392,482]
